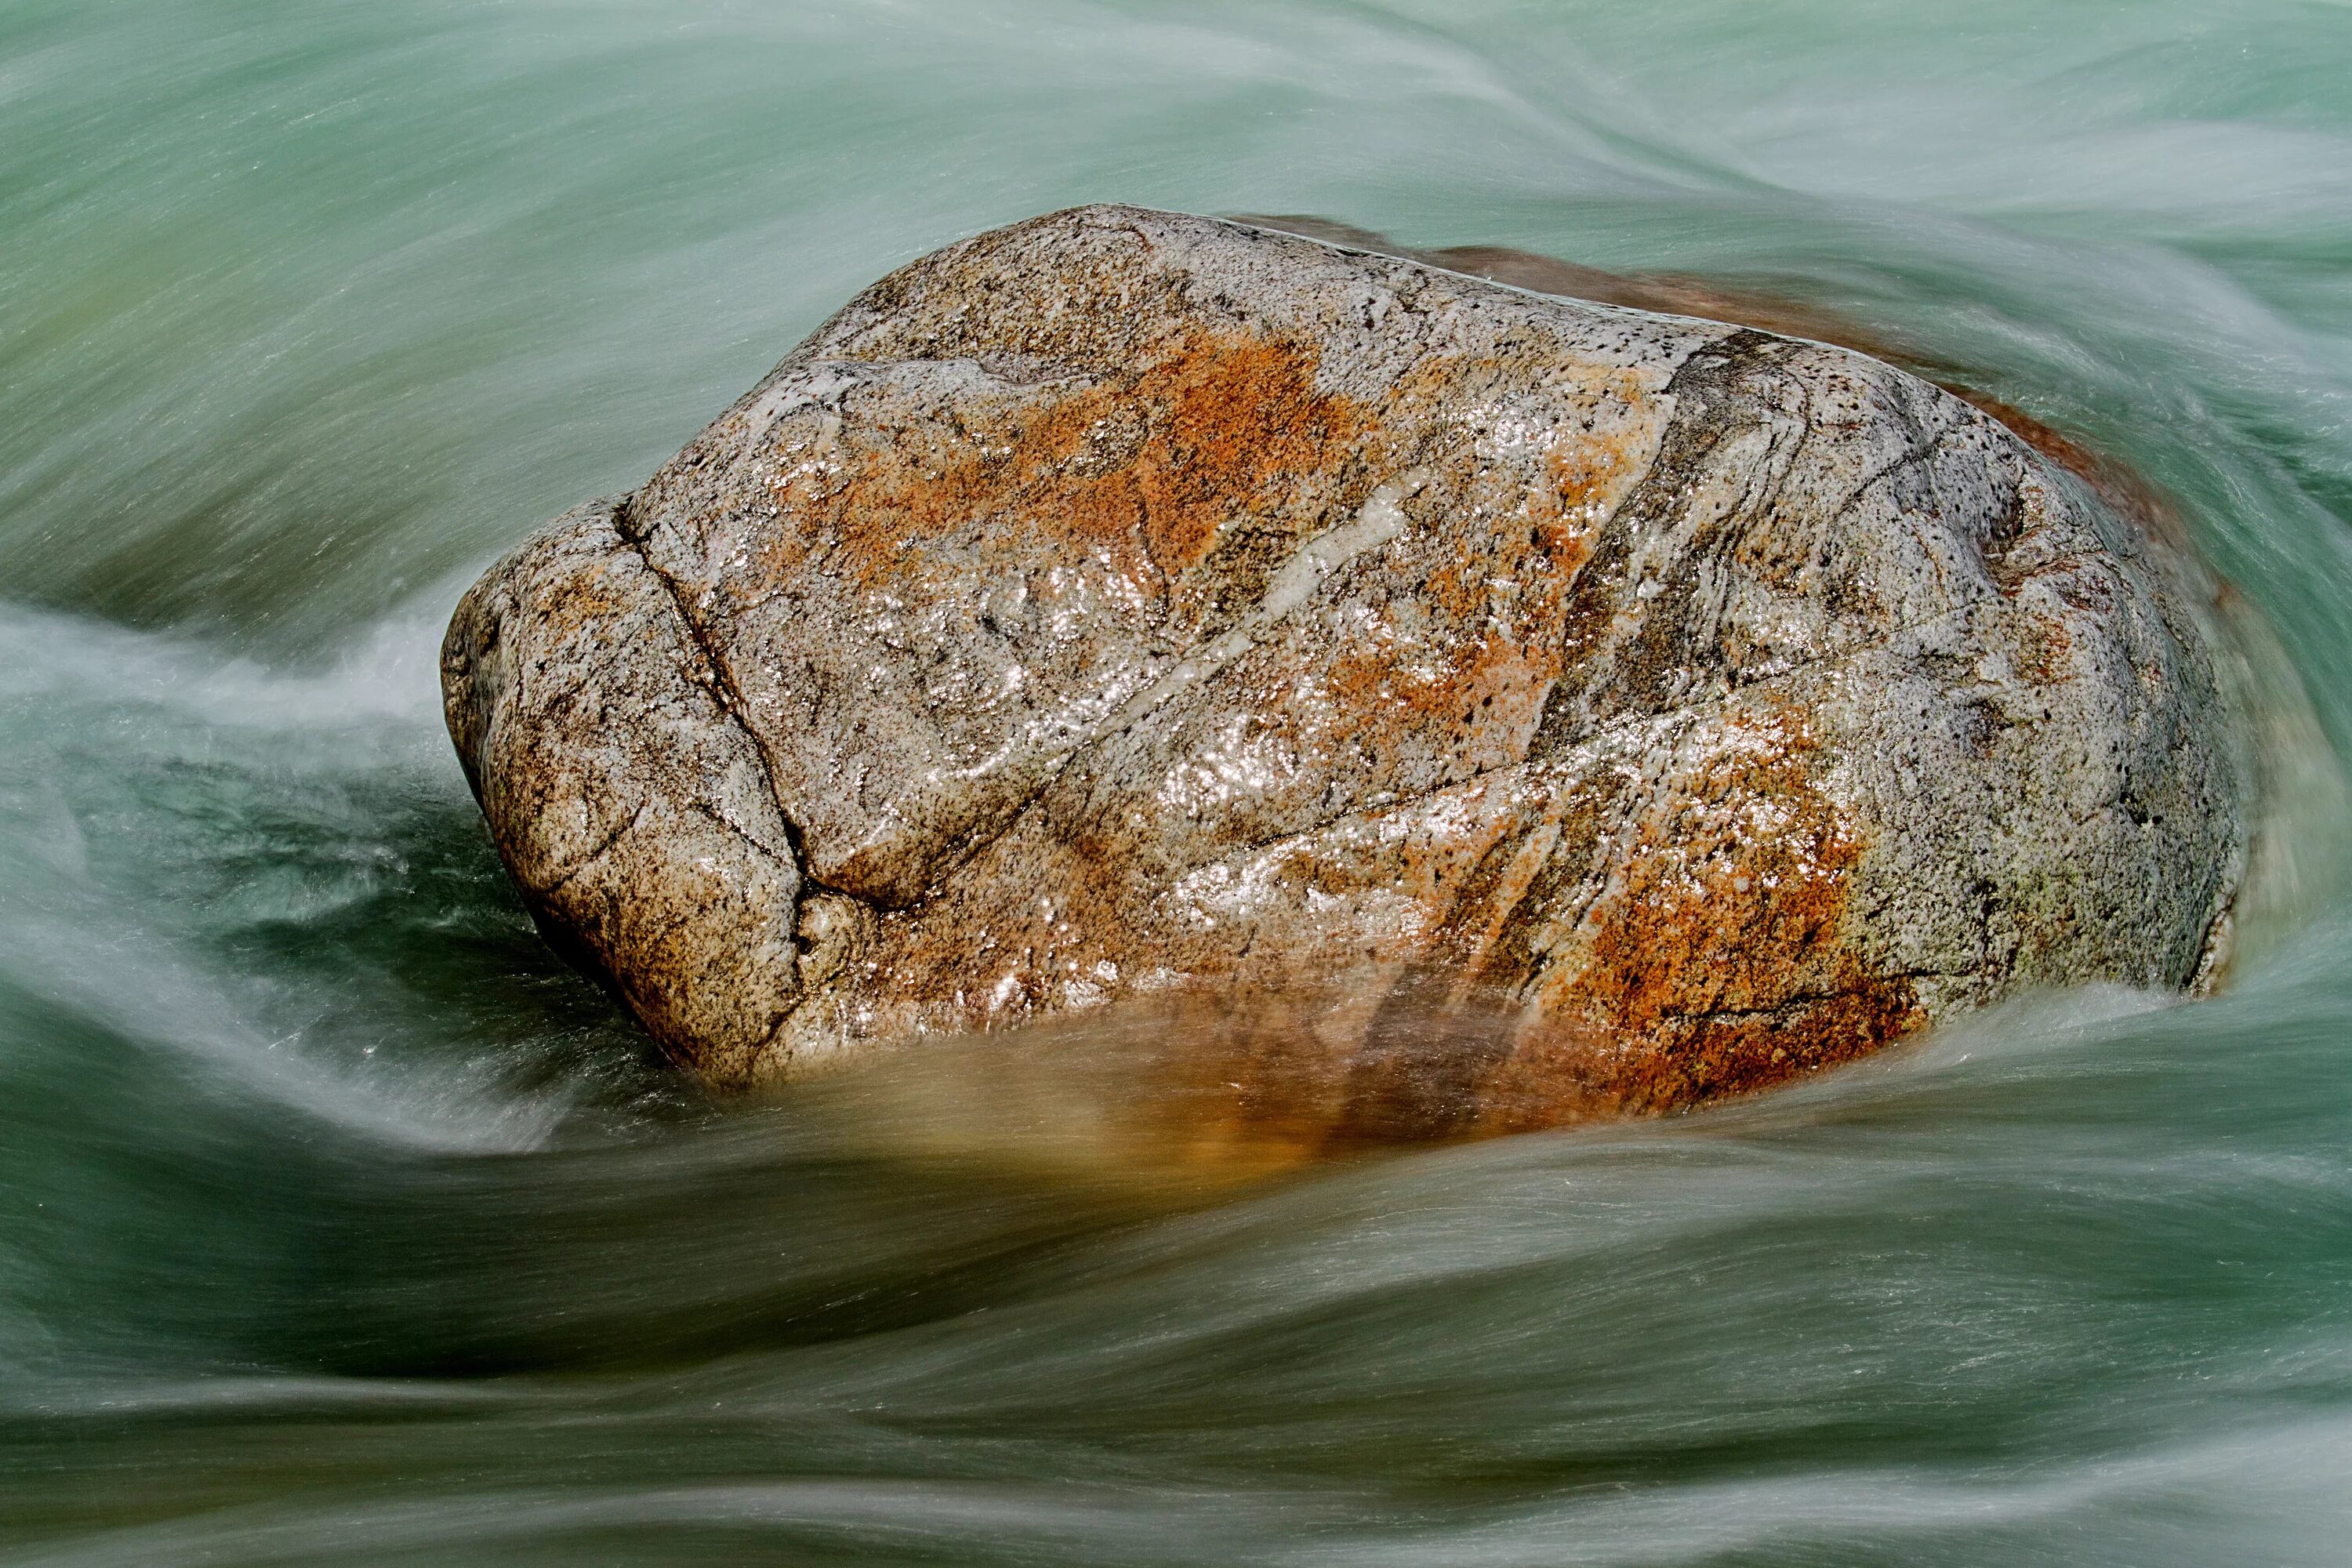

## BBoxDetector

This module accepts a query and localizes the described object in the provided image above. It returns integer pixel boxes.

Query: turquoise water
[7,3,2352,1562]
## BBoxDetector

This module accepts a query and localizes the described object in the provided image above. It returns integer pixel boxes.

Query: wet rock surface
[444,205,2244,1132]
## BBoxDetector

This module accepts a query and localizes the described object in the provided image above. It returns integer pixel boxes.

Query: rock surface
[444,205,2244,1133]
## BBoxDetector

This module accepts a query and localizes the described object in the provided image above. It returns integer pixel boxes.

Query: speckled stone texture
[444,204,2243,1133]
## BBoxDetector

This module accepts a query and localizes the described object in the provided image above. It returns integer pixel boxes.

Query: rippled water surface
[8,3,2352,1563]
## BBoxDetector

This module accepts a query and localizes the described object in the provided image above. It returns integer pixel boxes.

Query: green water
[7,2,2352,1563]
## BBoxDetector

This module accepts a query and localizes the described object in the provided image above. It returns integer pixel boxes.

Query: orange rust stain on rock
[1509,702,1921,1118]
[1544,428,1639,560]
[1463,983,1918,1135]
[1125,331,1371,575]
[1276,416,1634,771]
[776,330,1376,599]
[1579,729,1858,1031]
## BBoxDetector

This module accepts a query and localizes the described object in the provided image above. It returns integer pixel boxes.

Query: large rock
[444,205,2244,1134]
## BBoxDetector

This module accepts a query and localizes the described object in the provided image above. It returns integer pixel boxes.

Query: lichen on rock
[443,204,2245,1134]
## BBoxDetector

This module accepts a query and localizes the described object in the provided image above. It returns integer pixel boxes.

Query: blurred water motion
[7,2,2352,1563]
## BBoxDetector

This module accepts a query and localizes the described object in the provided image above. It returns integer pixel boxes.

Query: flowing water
[8,2,2352,1563]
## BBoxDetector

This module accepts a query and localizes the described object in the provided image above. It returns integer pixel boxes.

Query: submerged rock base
[445,205,2242,1129]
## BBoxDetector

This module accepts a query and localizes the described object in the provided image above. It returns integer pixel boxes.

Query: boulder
[443,205,2243,1134]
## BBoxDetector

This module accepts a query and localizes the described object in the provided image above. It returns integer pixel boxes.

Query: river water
[7,3,2352,1563]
